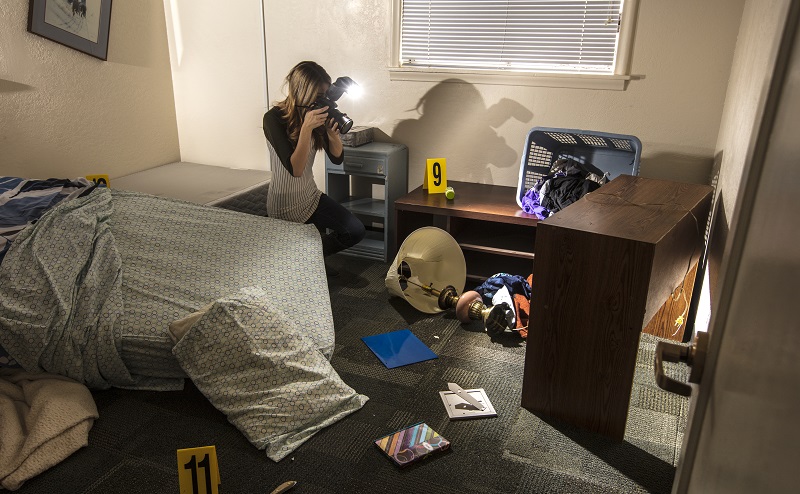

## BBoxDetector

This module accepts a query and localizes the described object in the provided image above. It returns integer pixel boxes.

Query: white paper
[439,388,497,420]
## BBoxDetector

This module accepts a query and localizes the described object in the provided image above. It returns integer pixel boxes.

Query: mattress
[113,162,271,216]
[0,188,333,390]
[0,183,366,460]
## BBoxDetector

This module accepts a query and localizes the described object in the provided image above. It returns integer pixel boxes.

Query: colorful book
[374,422,450,467]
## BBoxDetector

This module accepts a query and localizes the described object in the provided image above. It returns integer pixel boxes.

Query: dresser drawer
[340,156,387,176]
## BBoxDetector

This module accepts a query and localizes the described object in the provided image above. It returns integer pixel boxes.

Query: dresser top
[542,175,714,243]
[396,181,539,225]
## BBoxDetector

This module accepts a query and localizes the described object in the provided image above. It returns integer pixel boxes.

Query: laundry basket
[516,127,642,207]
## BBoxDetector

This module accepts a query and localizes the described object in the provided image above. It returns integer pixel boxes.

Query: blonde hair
[275,61,331,150]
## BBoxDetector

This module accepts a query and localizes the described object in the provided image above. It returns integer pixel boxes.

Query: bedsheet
[0,188,129,388]
[0,188,335,390]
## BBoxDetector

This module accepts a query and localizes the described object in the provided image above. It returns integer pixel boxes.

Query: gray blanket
[0,189,130,388]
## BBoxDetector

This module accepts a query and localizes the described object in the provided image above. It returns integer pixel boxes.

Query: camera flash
[346,83,363,99]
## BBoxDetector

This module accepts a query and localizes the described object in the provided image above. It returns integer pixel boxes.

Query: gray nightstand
[325,142,408,262]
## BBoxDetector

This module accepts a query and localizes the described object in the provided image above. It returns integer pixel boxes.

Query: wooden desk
[521,175,713,440]
[393,181,539,283]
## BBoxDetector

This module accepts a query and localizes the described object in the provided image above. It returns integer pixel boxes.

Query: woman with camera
[263,61,365,272]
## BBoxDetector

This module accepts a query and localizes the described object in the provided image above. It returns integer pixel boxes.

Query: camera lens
[311,97,353,134]
[337,113,353,134]
[326,107,353,134]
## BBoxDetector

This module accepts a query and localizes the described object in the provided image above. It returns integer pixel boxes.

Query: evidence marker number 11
[177,445,220,494]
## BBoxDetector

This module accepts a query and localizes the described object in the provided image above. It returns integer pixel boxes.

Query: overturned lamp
[385,227,514,334]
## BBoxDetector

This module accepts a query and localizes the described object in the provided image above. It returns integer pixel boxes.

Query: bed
[0,177,367,463]
[112,161,272,216]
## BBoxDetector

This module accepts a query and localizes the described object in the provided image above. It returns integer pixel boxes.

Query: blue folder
[361,329,438,369]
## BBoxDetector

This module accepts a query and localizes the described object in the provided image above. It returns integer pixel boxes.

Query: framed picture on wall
[27,0,113,61]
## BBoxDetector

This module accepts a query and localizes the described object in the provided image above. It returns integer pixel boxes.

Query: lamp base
[437,285,460,311]
[456,290,514,335]
[483,303,515,335]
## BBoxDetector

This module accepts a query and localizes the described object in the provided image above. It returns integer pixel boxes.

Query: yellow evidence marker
[85,174,111,188]
[423,158,447,193]
[177,445,220,494]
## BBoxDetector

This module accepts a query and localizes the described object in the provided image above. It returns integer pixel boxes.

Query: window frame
[389,0,639,90]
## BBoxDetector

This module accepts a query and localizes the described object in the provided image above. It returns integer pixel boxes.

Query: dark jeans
[306,193,366,257]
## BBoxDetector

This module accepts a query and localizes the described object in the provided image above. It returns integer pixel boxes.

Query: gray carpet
[12,254,689,493]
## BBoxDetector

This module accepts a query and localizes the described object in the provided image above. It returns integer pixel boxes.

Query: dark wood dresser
[521,175,713,440]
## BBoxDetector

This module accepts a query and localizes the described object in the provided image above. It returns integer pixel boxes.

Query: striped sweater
[263,107,343,222]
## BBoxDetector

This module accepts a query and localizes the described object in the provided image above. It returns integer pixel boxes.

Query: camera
[310,76,356,134]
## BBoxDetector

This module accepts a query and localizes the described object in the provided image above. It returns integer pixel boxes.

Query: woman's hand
[301,106,329,134]
[325,116,342,142]
[325,115,343,160]
[290,106,329,177]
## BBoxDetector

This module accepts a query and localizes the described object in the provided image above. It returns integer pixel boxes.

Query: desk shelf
[394,181,538,283]
[340,197,384,217]
[450,218,537,259]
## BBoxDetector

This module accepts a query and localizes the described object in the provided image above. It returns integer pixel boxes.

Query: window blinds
[400,0,624,74]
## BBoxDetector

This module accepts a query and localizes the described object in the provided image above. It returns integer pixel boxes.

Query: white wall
[163,0,268,170]
[708,0,792,273]
[2,0,746,184]
[263,0,745,193]
[0,0,179,179]
[691,0,791,332]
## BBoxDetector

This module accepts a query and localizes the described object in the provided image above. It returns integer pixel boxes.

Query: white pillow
[171,287,368,461]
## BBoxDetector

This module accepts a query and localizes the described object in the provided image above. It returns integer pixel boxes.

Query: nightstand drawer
[341,156,386,176]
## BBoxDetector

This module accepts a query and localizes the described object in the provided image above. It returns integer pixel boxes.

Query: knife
[447,382,485,411]
[270,480,297,494]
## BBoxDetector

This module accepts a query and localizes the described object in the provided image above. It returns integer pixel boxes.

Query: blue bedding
[0,177,95,264]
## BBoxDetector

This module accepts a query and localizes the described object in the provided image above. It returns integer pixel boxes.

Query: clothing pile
[521,158,609,219]
[471,273,533,339]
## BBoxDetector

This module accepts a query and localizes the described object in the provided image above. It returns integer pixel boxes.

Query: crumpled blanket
[0,370,98,491]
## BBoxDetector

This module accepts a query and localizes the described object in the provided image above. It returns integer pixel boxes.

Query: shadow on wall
[0,80,34,93]
[639,152,715,185]
[391,79,533,186]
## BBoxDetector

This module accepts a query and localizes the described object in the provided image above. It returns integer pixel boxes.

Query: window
[391,0,638,89]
